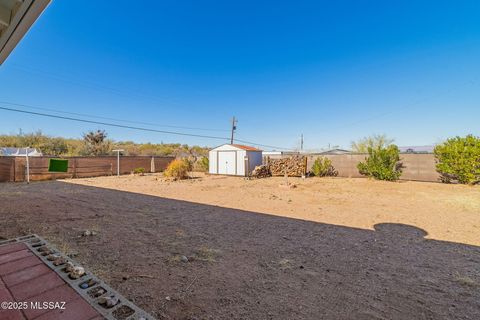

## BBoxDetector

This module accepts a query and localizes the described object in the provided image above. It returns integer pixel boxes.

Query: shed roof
[210,144,262,152]
[231,144,262,151]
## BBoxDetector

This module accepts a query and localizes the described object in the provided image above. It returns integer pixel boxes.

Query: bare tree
[82,130,112,156]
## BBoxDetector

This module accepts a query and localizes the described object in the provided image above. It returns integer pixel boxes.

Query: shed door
[218,151,236,175]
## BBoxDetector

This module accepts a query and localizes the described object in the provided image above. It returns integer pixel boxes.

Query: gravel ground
[0,174,479,319]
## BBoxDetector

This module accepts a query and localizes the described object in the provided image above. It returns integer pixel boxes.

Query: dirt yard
[1,173,479,319]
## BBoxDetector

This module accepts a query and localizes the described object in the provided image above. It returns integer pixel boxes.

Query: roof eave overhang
[0,0,51,65]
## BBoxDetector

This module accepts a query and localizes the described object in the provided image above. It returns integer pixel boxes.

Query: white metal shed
[209,144,263,176]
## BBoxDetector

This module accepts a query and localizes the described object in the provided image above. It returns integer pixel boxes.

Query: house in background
[262,150,300,158]
[315,148,352,155]
[0,147,42,156]
[209,144,262,176]
[399,146,435,154]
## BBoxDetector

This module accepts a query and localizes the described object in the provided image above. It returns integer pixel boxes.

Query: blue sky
[0,0,479,150]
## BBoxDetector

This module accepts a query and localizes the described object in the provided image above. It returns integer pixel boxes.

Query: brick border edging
[0,235,156,320]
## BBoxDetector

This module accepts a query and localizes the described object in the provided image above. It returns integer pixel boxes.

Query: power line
[233,133,293,150]
[0,105,292,150]
[0,100,229,132]
[233,137,291,151]
[0,106,230,141]
[11,65,188,109]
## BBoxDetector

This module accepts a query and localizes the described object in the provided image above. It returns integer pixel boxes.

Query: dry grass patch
[454,273,478,287]
[195,246,221,262]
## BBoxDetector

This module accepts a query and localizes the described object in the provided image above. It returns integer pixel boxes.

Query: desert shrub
[311,157,337,177]
[434,135,480,184]
[357,145,402,181]
[164,159,190,179]
[133,167,145,175]
[195,156,209,172]
[182,158,194,171]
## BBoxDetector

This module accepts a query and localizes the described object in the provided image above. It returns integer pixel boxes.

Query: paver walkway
[0,242,103,320]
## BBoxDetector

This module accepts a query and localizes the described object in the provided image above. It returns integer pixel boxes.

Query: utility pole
[300,134,304,152]
[230,116,237,144]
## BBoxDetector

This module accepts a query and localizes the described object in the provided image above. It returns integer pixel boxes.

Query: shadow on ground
[0,180,479,320]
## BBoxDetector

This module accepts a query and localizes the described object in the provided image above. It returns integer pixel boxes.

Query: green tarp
[48,158,69,172]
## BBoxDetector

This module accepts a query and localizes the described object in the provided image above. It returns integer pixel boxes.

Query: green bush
[133,167,145,175]
[357,145,402,181]
[311,157,337,177]
[434,135,480,184]
[164,159,190,179]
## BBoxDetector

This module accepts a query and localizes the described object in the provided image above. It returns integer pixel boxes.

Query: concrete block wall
[307,153,440,182]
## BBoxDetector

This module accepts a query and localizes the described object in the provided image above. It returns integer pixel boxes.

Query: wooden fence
[0,156,174,182]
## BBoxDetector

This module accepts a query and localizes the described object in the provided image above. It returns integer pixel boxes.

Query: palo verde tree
[434,134,480,184]
[351,134,395,153]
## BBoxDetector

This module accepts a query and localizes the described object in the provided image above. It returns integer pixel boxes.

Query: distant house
[316,148,351,155]
[262,151,300,157]
[399,146,434,154]
[0,147,43,157]
[209,144,262,176]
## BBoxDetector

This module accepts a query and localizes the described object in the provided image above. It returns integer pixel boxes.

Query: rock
[80,279,97,289]
[180,255,189,263]
[47,254,61,261]
[106,296,119,308]
[69,266,85,279]
[92,288,106,297]
[82,230,98,237]
[64,261,75,273]
[41,249,55,256]
[53,257,66,266]
[165,296,171,301]
[98,296,119,308]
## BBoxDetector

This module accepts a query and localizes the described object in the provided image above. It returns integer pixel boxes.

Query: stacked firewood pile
[267,156,307,177]
[251,164,271,178]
